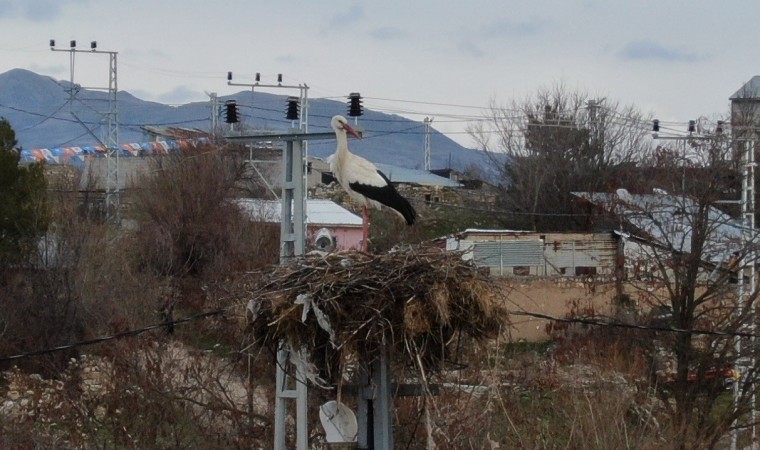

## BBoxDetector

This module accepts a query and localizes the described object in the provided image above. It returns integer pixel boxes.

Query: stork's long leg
[362,206,370,252]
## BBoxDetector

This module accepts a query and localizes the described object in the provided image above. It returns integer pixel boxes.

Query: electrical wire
[2,305,758,363]
[0,309,225,363]
[510,310,759,339]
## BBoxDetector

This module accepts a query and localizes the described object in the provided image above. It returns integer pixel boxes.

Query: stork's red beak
[343,122,362,140]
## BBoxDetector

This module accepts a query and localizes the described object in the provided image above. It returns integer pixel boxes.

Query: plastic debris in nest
[238,245,510,385]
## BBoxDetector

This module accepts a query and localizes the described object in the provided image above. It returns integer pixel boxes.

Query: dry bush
[130,146,278,286]
[391,332,674,450]
[0,193,162,376]
[0,338,274,449]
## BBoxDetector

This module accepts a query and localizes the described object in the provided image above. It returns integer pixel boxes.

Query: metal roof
[373,163,461,187]
[730,76,760,100]
[236,198,363,227]
[573,190,747,263]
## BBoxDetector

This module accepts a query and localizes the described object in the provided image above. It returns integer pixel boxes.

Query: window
[513,266,530,276]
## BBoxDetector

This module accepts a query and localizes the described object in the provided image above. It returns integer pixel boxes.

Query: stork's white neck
[335,128,349,156]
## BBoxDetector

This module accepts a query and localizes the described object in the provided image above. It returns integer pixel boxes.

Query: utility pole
[587,98,605,163]
[228,71,310,257]
[208,92,219,143]
[732,132,758,450]
[227,72,311,450]
[50,39,119,223]
[424,117,433,171]
[226,130,341,450]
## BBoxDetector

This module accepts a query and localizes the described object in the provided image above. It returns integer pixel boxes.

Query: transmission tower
[207,92,219,142]
[50,40,120,223]
[424,117,433,170]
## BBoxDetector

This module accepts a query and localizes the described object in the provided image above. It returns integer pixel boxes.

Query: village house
[236,198,363,252]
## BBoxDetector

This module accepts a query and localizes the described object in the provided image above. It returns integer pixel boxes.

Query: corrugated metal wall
[472,240,544,276]
[465,233,619,277]
[543,238,619,275]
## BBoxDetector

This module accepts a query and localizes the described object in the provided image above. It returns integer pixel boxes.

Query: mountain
[0,69,495,174]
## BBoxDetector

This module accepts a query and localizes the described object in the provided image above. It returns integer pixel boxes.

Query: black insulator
[688,120,696,133]
[285,96,300,121]
[347,92,363,117]
[224,100,239,123]
[227,71,233,81]
[49,39,55,47]
[652,119,660,132]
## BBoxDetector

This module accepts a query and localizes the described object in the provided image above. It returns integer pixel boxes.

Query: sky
[1,0,760,147]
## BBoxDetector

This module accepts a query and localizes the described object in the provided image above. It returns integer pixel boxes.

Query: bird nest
[237,245,509,387]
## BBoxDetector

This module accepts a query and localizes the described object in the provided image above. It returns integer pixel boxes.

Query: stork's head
[331,115,362,139]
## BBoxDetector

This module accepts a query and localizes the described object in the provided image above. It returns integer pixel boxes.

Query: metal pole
[373,346,394,449]
[274,347,288,446]
[105,51,119,224]
[732,137,757,450]
[424,117,433,171]
[51,41,120,224]
[226,131,352,450]
[209,92,219,143]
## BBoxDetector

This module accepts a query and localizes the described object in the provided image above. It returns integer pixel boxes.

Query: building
[444,228,621,277]
[236,198,363,252]
[730,76,760,132]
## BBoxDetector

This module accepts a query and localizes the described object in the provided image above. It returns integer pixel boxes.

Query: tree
[591,127,760,449]
[131,146,278,283]
[0,118,49,266]
[468,83,651,231]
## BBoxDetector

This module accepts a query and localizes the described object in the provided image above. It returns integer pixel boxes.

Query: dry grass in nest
[236,245,510,385]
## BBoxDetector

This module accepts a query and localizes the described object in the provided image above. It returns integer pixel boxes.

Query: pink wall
[307,225,363,251]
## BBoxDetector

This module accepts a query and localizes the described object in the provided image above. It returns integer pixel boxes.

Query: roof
[374,163,461,187]
[460,228,532,235]
[236,198,363,227]
[573,190,746,263]
[141,126,209,140]
[730,76,760,100]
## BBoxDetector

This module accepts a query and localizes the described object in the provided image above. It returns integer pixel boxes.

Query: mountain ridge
[0,68,493,174]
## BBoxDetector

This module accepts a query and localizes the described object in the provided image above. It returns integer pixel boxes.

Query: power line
[0,309,225,363]
[4,304,759,364]
[511,310,760,339]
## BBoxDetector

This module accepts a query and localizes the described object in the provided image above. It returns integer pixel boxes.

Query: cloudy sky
[1,0,759,146]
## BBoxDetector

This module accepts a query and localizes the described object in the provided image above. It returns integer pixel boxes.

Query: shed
[236,198,364,251]
[445,229,620,277]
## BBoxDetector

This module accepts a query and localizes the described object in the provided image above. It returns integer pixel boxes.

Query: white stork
[328,115,416,250]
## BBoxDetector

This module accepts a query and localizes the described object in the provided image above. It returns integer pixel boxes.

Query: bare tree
[468,82,651,231]
[587,127,760,449]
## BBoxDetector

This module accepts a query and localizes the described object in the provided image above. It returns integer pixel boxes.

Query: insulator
[688,120,696,133]
[716,121,724,134]
[347,92,363,117]
[70,40,76,48]
[224,100,239,124]
[255,72,260,82]
[227,71,232,81]
[90,41,97,50]
[49,39,55,47]
[652,119,660,132]
[285,96,300,121]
